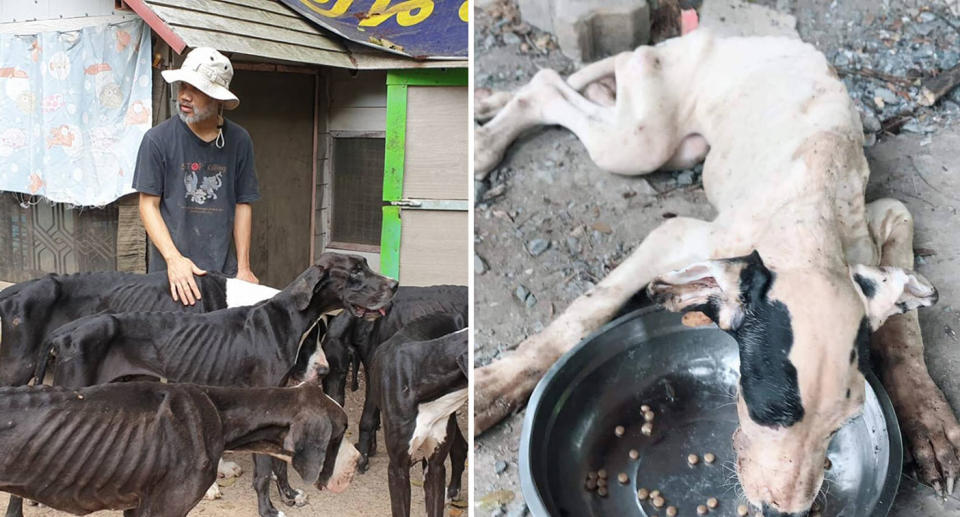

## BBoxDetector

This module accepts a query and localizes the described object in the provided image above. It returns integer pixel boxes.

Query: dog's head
[288,253,398,318]
[649,250,937,515]
[284,384,360,493]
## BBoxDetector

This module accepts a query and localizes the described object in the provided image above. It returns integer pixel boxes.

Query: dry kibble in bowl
[704,452,716,464]
[644,410,656,422]
[737,504,749,516]
[629,449,639,460]
[666,506,678,516]
[697,504,709,515]
[641,422,654,436]
[650,490,661,498]
[597,486,608,497]
[707,497,718,508]
[652,496,665,508]
[637,488,649,500]
[617,472,629,484]
[615,425,625,437]
[597,469,608,479]
[688,453,700,465]
[641,404,651,412]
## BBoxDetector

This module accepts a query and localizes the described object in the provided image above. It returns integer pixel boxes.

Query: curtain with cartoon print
[0,18,152,206]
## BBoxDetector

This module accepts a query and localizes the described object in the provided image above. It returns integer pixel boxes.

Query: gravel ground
[473,1,960,515]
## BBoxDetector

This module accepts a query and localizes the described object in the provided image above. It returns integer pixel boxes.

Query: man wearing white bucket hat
[133,47,260,305]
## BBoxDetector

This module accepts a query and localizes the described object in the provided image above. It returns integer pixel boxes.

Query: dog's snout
[315,364,330,377]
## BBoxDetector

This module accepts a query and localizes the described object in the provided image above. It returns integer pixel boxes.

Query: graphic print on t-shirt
[181,161,225,206]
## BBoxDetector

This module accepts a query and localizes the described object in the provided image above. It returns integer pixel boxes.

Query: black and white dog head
[284,384,360,493]
[648,251,937,515]
[289,253,398,318]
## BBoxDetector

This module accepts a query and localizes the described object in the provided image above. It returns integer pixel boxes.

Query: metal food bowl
[520,307,902,516]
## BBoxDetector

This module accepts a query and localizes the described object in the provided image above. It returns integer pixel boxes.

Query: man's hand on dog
[166,255,206,306]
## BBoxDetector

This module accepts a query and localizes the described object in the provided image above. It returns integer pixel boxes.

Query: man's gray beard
[177,102,217,124]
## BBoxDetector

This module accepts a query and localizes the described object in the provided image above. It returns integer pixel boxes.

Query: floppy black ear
[647,251,770,330]
[285,417,331,484]
[290,265,328,311]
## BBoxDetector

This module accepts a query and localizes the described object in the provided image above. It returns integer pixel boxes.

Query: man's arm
[233,202,258,283]
[139,193,206,305]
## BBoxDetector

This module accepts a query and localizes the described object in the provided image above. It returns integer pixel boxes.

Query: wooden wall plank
[403,86,468,199]
[398,210,467,286]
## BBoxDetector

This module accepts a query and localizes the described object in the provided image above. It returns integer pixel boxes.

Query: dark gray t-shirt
[132,116,260,275]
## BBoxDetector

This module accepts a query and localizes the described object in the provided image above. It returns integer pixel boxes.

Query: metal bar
[387,199,468,211]
[379,80,407,280]
[386,68,468,86]
[309,71,319,263]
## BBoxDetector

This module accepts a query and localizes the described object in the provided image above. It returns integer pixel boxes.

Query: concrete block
[698,0,798,39]
[519,0,651,62]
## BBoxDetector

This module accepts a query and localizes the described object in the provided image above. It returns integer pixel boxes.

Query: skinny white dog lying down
[474,29,959,515]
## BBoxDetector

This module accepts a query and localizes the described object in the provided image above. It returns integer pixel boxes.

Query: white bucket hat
[161,47,239,110]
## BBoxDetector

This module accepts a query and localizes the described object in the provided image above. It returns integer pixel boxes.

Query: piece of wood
[403,86,468,200]
[919,64,960,106]
[398,210,468,286]
[116,194,147,273]
[170,26,354,68]
[149,5,345,53]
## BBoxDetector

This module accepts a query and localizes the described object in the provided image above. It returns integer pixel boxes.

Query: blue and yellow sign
[279,0,468,59]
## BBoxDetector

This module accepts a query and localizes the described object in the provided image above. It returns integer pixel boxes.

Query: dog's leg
[867,199,960,494]
[446,417,467,501]
[475,217,721,433]
[356,378,380,473]
[252,454,283,517]
[4,496,22,517]
[272,459,306,507]
[424,436,452,517]
[387,456,413,517]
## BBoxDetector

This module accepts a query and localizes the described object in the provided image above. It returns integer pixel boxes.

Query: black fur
[729,253,805,428]
[853,273,876,299]
[855,317,872,375]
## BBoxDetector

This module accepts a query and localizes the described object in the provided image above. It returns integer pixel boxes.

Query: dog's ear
[290,265,328,311]
[647,251,771,330]
[850,264,938,330]
[285,416,331,484]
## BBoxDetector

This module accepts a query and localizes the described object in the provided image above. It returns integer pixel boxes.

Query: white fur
[218,458,242,478]
[205,482,222,500]
[408,388,468,462]
[225,278,279,308]
[326,440,361,493]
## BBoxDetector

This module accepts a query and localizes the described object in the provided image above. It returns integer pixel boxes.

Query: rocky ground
[474,1,960,515]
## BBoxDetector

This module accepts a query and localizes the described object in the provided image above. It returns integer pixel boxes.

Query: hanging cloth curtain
[0,18,152,206]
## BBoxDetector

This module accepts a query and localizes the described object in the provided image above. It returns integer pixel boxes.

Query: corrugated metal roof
[132,0,466,70]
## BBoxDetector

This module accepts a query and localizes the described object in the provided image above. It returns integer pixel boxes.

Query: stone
[874,87,900,105]
[527,238,551,256]
[495,460,509,474]
[518,0,651,62]
[475,254,489,275]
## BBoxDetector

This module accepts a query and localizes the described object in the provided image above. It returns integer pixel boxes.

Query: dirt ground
[0,372,468,517]
[474,1,960,515]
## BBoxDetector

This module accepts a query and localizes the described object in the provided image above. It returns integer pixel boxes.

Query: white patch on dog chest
[408,388,468,462]
[225,279,279,308]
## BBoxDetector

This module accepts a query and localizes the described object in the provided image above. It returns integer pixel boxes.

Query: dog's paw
[891,367,960,495]
[218,459,243,479]
[205,483,223,500]
[294,489,307,507]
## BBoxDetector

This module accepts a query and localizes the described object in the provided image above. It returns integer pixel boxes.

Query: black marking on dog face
[729,253,805,428]
[854,317,871,375]
[846,388,851,399]
[853,273,876,299]
[849,348,856,364]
